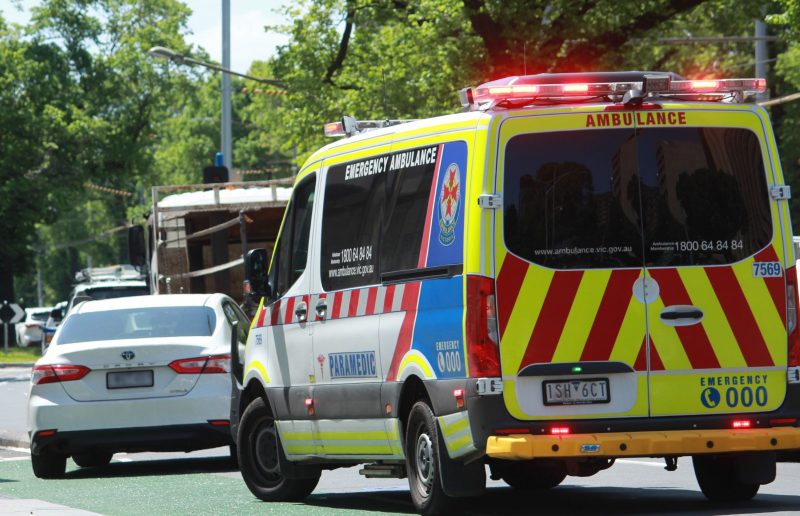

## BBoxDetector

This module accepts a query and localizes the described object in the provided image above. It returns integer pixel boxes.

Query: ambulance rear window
[504,127,771,269]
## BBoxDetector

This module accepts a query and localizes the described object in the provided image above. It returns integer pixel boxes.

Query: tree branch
[556,0,708,69]
[323,5,355,85]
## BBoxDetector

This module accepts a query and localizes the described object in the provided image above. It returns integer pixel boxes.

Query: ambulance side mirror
[245,248,270,299]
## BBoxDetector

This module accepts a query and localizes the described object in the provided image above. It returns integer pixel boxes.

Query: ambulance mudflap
[495,107,789,421]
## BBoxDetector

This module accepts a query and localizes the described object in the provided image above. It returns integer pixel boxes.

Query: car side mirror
[50,307,63,323]
[128,225,147,267]
[245,248,270,299]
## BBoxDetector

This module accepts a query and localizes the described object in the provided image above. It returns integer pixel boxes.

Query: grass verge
[0,345,41,363]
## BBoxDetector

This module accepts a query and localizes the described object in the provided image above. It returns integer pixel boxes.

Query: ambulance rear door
[494,109,650,421]
[639,107,789,417]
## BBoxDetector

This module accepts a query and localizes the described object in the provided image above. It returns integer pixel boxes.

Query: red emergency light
[459,76,767,109]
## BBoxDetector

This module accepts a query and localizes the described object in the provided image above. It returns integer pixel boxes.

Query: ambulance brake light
[550,426,571,435]
[732,419,752,429]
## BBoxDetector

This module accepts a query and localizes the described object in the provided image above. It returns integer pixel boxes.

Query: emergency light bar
[460,76,767,108]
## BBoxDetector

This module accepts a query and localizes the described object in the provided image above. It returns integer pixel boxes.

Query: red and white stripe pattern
[255,284,410,328]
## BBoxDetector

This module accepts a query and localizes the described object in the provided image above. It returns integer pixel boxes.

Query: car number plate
[543,378,609,406]
[107,370,154,389]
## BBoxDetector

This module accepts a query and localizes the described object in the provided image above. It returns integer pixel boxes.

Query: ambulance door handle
[295,301,308,323]
[660,305,704,326]
[315,301,327,320]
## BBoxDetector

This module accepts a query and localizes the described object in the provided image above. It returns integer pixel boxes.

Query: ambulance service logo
[438,163,461,246]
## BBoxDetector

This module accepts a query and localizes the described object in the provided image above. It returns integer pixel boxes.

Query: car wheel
[501,460,567,490]
[72,452,113,468]
[238,397,319,501]
[693,455,760,502]
[31,450,66,479]
[405,401,454,516]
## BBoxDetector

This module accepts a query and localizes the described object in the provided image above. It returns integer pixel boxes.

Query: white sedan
[27,293,250,478]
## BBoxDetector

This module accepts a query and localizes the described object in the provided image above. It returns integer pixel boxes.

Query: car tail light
[169,354,231,374]
[732,419,752,429]
[786,266,799,367]
[551,426,571,435]
[32,364,91,385]
[466,275,500,377]
[25,322,40,329]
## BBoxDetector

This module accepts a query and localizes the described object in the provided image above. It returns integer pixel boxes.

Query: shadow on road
[304,485,800,516]
[64,456,237,479]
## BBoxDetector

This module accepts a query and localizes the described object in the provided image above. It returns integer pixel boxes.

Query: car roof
[71,293,227,314]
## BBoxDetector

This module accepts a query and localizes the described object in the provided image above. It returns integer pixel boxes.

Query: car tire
[238,397,319,501]
[501,460,567,490]
[72,452,113,468]
[31,450,66,479]
[692,455,760,502]
[405,401,454,516]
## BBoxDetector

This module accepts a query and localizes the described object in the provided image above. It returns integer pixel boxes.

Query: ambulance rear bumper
[485,427,800,460]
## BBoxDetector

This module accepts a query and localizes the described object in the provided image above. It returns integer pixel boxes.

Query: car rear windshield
[56,307,216,344]
[31,312,50,322]
[82,286,149,300]
[503,127,771,269]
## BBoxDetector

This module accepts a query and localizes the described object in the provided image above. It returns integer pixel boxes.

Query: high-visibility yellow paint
[486,426,800,460]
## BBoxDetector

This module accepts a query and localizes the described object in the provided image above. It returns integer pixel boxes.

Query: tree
[4,0,202,305]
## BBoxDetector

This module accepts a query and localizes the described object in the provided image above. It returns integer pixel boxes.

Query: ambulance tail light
[550,426,571,435]
[466,275,501,377]
[786,266,800,367]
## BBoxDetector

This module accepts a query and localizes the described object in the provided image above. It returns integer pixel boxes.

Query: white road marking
[0,446,30,454]
[617,459,668,468]
[0,456,29,462]
[115,457,133,462]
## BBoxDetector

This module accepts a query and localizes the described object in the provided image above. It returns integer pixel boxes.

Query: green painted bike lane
[0,457,413,515]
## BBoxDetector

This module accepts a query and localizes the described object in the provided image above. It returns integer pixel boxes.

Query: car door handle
[660,305,704,326]
[295,301,308,323]
[316,301,327,320]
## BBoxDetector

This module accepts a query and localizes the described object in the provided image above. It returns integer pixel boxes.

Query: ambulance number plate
[543,378,609,406]
[107,370,154,389]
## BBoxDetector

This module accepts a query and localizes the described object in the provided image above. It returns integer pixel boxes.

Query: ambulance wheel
[405,401,454,516]
[692,455,760,502]
[502,461,567,490]
[31,449,66,479]
[72,452,113,468]
[238,397,319,501]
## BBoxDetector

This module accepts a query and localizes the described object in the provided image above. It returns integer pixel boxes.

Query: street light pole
[148,42,286,182]
[222,0,233,179]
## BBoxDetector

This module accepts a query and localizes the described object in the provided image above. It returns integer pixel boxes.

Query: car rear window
[31,312,50,322]
[82,286,149,300]
[56,307,216,344]
[504,127,771,269]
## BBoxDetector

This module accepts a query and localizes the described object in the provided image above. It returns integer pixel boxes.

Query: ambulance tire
[692,455,760,502]
[406,401,455,516]
[72,452,113,468]
[502,461,567,490]
[238,398,320,502]
[31,449,66,479]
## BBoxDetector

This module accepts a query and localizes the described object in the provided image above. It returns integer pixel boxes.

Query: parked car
[15,307,52,347]
[27,293,249,478]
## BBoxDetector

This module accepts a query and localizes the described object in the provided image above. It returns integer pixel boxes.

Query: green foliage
[7,0,800,305]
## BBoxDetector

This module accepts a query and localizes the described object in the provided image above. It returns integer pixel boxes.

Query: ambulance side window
[321,163,384,291]
[382,155,435,273]
[269,175,316,299]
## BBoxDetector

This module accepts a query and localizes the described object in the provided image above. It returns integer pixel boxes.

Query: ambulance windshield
[503,127,771,269]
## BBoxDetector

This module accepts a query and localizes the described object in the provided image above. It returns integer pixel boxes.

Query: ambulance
[231,71,800,515]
